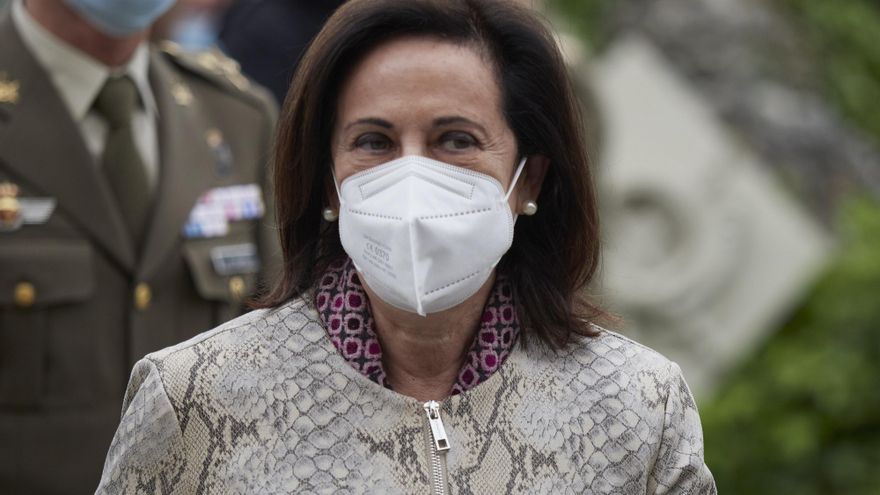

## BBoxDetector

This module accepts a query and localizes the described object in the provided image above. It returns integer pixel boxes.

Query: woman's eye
[355,133,392,152]
[440,132,478,151]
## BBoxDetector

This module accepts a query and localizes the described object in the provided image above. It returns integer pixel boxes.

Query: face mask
[65,0,176,38]
[168,11,221,50]
[336,155,527,316]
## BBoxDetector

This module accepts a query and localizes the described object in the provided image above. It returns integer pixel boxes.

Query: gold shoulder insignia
[171,82,194,106]
[160,44,253,94]
[0,73,20,104]
[159,40,183,57]
[195,49,251,92]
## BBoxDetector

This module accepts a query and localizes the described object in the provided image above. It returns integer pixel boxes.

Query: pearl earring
[522,200,538,216]
[322,207,339,222]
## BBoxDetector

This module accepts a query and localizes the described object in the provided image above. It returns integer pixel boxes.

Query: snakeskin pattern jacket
[96,297,717,494]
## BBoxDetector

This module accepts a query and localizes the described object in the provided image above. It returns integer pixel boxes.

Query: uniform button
[134,283,152,310]
[228,276,245,302]
[14,281,35,308]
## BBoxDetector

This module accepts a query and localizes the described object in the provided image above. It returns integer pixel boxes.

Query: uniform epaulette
[158,41,270,109]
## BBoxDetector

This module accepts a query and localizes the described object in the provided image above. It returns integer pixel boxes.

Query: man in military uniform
[0,0,278,493]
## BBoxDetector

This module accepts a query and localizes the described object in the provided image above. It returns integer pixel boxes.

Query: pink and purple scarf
[315,258,520,395]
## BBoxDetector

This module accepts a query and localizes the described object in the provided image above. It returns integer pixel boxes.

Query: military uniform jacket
[0,8,278,494]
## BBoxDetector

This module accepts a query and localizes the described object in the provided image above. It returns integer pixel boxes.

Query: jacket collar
[0,8,136,271]
[135,49,215,281]
[0,8,216,278]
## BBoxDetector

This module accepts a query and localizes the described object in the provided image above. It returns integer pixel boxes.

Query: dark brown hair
[256,0,603,348]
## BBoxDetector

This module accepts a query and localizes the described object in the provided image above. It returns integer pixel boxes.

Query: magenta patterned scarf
[315,257,520,395]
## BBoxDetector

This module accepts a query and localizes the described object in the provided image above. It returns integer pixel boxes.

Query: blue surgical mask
[65,0,176,38]
[169,11,220,50]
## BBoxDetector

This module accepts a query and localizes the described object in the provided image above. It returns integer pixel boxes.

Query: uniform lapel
[137,50,214,280]
[0,11,135,271]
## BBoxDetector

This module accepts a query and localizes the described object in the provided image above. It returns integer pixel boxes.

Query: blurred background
[540,0,880,493]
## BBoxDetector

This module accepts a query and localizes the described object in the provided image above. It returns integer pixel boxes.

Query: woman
[97,0,716,493]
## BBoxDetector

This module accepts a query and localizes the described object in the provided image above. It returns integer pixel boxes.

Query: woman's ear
[516,154,550,212]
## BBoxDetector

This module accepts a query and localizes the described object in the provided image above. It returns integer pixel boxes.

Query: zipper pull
[423,400,451,452]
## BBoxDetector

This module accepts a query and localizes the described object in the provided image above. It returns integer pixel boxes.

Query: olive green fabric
[0,6,279,494]
[94,76,152,247]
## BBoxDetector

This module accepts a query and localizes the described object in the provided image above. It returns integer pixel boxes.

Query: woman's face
[331,36,526,210]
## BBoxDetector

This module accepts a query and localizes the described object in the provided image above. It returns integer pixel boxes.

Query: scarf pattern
[315,258,520,395]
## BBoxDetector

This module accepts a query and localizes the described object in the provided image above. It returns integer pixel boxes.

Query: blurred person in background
[218,0,346,103]
[152,0,233,50]
[0,0,277,492]
[151,0,345,104]
[96,0,715,493]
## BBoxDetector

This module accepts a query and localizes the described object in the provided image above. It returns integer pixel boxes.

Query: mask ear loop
[330,166,343,206]
[504,156,529,201]
[505,156,529,228]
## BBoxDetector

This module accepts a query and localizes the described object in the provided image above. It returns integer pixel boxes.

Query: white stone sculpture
[588,36,832,397]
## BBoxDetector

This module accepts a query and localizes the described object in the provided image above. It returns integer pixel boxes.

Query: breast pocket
[0,239,94,407]
[183,238,260,325]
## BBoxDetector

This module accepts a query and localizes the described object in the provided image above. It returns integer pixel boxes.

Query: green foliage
[701,198,880,494]
[544,0,611,47]
[774,0,880,142]
[700,8,880,483]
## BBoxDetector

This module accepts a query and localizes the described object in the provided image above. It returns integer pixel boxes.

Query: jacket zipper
[423,400,450,495]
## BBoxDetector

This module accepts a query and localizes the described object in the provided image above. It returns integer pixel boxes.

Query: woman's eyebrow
[433,116,488,134]
[344,118,394,131]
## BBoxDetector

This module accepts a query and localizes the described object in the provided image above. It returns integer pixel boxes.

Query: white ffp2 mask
[336,155,527,316]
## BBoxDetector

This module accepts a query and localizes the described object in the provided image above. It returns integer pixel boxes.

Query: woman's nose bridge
[399,132,429,158]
